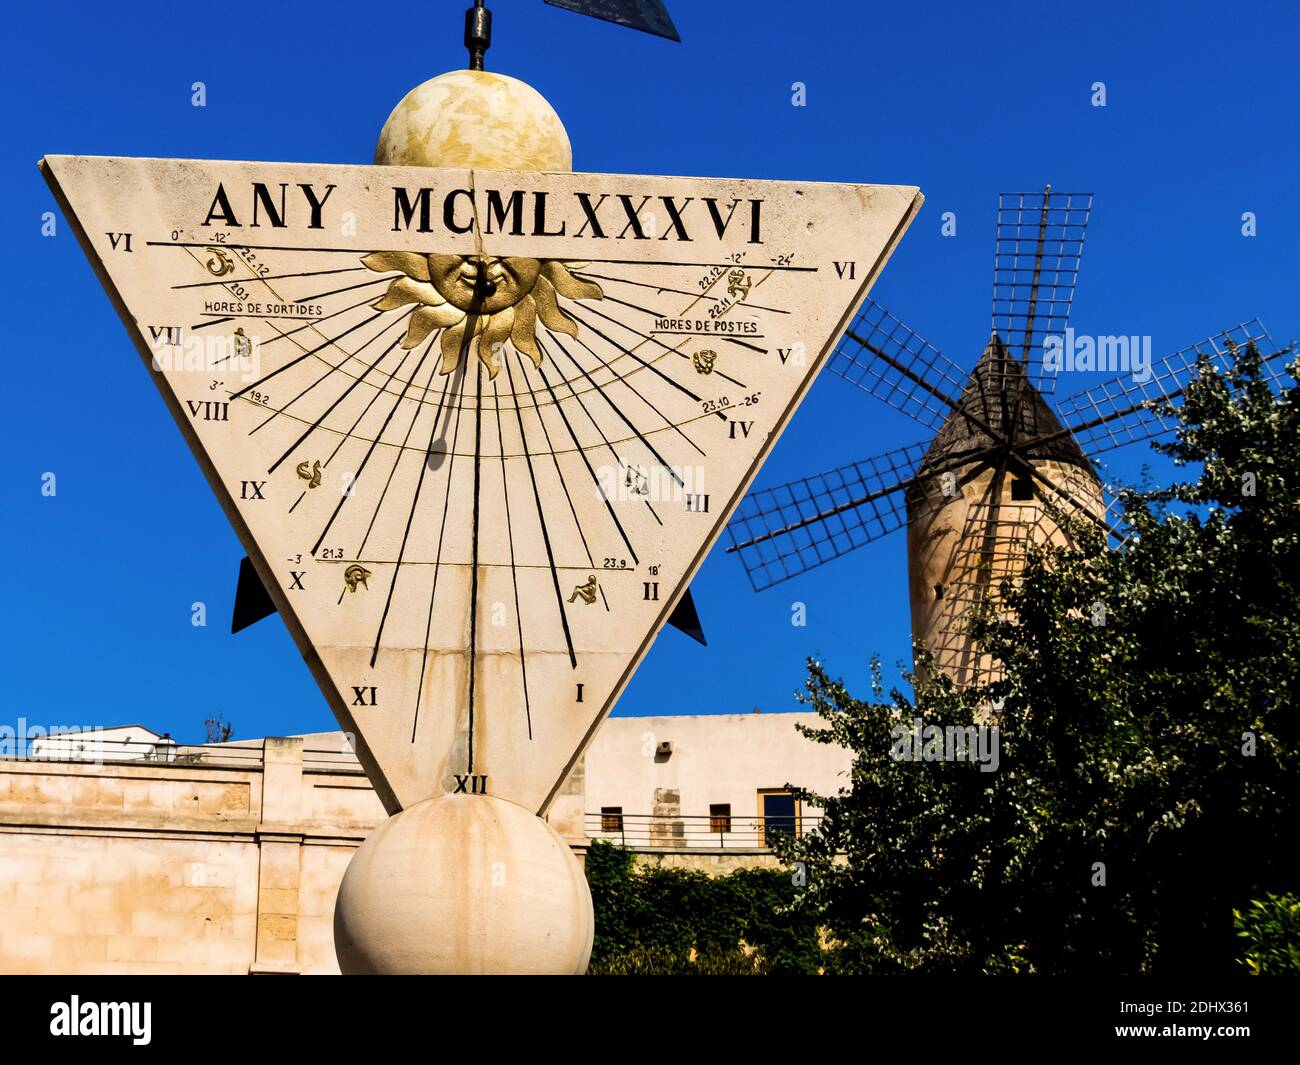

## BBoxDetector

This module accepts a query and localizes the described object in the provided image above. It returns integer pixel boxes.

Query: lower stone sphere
[374,69,572,172]
[334,794,593,975]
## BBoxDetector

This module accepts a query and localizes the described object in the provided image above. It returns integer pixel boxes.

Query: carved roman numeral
[186,399,228,421]
[149,325,182,346]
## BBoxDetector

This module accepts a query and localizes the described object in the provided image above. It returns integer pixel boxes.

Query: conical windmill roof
[916,335,1093,477]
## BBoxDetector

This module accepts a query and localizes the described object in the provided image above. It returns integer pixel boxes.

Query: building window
[600,806,623,833]
[758,789,800,847]
[1010,475,1033,501]
[709,803,732,834]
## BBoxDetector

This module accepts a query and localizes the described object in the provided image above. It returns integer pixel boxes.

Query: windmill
[724,187,1280,688]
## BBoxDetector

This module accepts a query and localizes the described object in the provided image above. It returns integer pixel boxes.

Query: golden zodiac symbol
[343,564,371,593]
[296,460,322,489]
[692,349,718,375]
[204,247,235,277]
[726,268,751,299]
[624,465,649,496]
[568,575,598,605]
[233,327,252,359]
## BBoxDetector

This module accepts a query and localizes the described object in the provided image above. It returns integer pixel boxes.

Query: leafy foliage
[1234,893,1300,974]
[774,344,1300,975]
[584,840,823,974]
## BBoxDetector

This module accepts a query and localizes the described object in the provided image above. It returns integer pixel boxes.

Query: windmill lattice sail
[1051,319,1278,456]
[991,187,1092,397]
[726,185,1283,692]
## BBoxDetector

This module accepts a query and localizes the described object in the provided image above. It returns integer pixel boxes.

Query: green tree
[1234,893,1300,974]
[775,343,1300,975]
[584,840,823,974]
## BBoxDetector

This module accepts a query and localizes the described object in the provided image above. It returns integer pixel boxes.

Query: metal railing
[583,812,821,851]
[0,735,364,773]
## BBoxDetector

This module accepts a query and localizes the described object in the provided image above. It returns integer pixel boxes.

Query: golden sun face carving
[361,252,603,379]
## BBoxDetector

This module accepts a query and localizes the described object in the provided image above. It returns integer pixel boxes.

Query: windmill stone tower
[724,183,1275,695]
[905,335,1104,688]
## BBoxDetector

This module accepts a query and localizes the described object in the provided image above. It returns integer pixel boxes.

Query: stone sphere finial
[375,69,572,172]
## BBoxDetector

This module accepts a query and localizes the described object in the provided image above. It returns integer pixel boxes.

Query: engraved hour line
[524,345,645,562]
[564,307,703,405]
[492,375,533,741]
[511,354,597,568]
[422,244,494,751]
[294,332,426,517]
[231,311,384,400]
[150,242,822,271]
[561,257,819,272]
[317,338,422,471]
[572,271,791,316]
[289,274,393,305]
[548,322,700,485]
[367,311,701,417]
[549,329,706,462]
[297,306,734,464]
[285,271,735,411]
[527,351,650,553]
[524,343,644,562]
[464,360,486,767]
[253,309,410,442]
[172,266,368,290]
[262,318,410,467]
[411,357,469,744]
[250,293,458,411]
[415,263,738,408]
[368,369,458,667]
[355,335,444,558]
[561,310,709,459]
[317,333,441,558]
[244,313,392,426]
[199,232,387,357]
[183,250,384,340]
[502,350,577,669]
[596,291,764,369]
[601,285,770,358]
[582,299,760,376]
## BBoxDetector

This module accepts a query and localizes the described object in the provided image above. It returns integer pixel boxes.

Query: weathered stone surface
[334,794,592,975]
[41,153,920,818]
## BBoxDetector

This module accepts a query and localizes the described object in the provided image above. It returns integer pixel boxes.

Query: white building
[27,724,177,763]
[554,711,852,853]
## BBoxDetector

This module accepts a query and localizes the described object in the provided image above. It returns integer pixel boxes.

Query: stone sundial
[41,0,921,973]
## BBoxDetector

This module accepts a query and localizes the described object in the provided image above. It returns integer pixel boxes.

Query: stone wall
[0,736,382,974]
[0,714,835,972]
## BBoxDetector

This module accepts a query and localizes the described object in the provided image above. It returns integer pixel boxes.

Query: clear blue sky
[4,0,1297,742]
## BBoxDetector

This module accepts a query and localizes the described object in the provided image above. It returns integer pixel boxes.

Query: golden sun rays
[361,251,603,379]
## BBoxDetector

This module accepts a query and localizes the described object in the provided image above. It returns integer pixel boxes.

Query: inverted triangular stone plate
[42,155,921,814]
